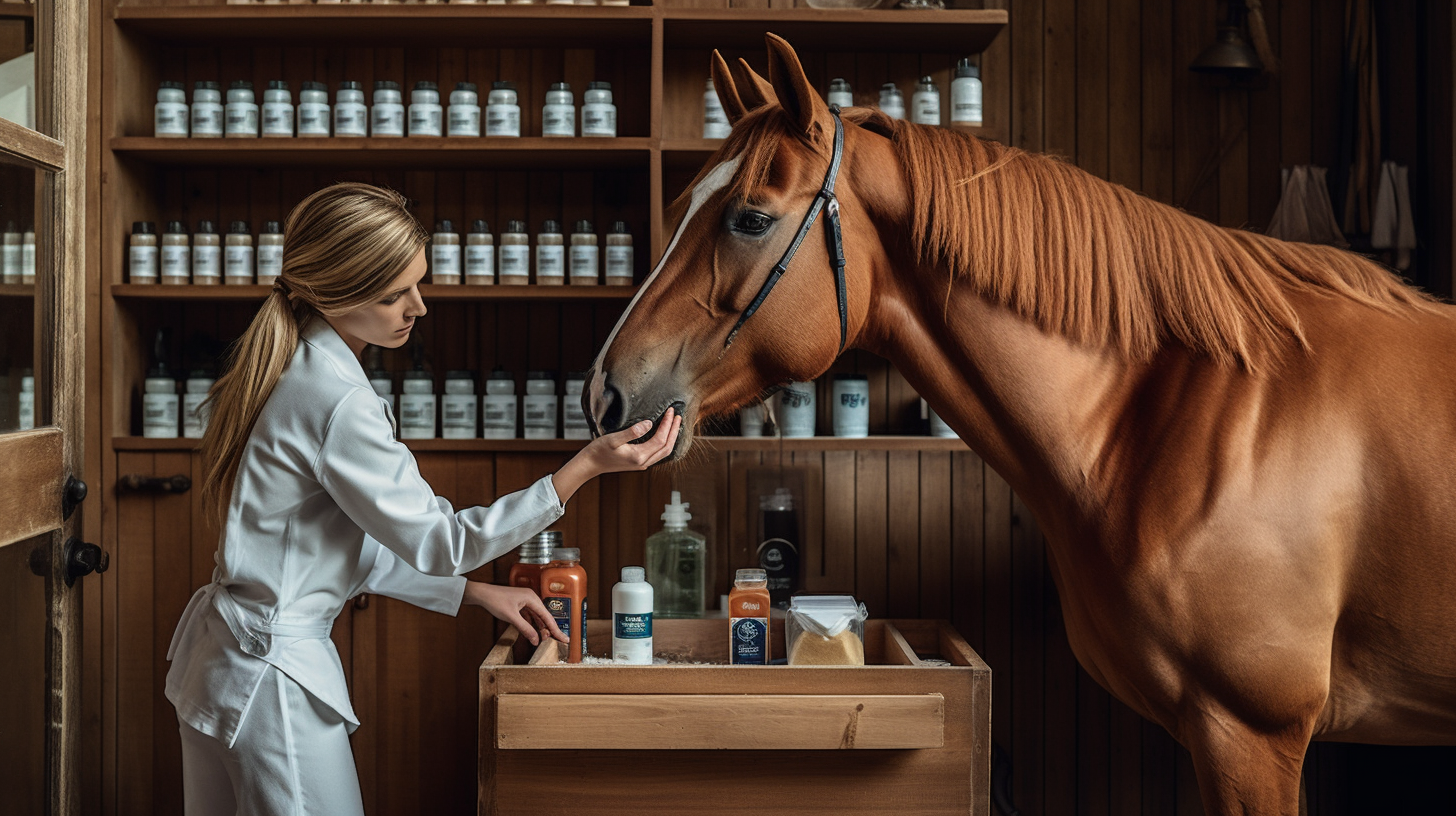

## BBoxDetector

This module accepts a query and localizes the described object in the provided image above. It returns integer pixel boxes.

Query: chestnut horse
[586,33,1456,815]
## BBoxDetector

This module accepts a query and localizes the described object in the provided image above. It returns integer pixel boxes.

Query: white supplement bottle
[535,221,565,285]
[827,77,853,110]
[604,221,633,286]
[191,81,223,138]
[1,223,19,284]
[581,81,616,137]
[911,76,941,126]
[442,370,478,439]
[740,403,765,437]
[372,81,405,137]
[143,367,180,439]
[775,380,816,437]
[161,221,190,285]
[192,221,221,286]
[334,81,368,137]
[129,221,159,284]
[950,58,983,126]
[262,80,293,137]
[523,371,558,440]
[703,77,730,138]
[481,369,517,439]
[399,369,437,439]
[182,369,215,439]
[486,81,520,137]
[568,220,598,286]
[431,220,461,284]
[256,221,284,286]
[447,82,481,137]
[878,83,905,121]
[542,82,575,138]
[225,81,259,137]
[20,228,34,284]
[297,81,330,137]
[155,81,188,137]
[612,566,654,665]
[224,221,254,285]
[465,220,494,285]
[17,370,34,431]
[368,367,393,403]
[562,371,591,440]
[928,402,958,438]
[498,220,530,285]
[831,373,870,438]
[409,81,443,137]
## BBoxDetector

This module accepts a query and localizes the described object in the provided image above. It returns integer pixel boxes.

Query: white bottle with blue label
[612,566,654,665]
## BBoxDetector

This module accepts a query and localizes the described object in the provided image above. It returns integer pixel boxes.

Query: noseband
[723,107,848,354]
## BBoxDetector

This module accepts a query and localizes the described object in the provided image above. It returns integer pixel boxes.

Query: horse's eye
[733,211,774,236]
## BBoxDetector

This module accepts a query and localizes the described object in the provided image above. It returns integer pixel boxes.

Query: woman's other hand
[463,582,568,646]
[551,406,682,503]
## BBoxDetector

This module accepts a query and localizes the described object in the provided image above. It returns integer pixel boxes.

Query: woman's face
[326,247,428,358]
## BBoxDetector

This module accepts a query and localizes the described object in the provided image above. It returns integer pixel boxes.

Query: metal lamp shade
[1190,26,1265,75]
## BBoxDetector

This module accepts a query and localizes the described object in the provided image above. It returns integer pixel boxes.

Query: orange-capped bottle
[540,546,588,663]
[509,531,557,595]
[728,568,771,664]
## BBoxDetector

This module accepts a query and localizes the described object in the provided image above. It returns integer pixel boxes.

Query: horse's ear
[733,58,777,112]
[764,33,830,142]
[710,50,750,125]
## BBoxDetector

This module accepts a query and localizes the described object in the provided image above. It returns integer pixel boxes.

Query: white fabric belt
[167,582,333,661]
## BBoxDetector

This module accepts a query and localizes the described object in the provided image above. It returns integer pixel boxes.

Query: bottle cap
[196,220,216,234]
[550,547,581,562]
[403,368,432,380]
[541,220,561,234]
[517,531,559,561]
[267,80,289,91]
[414,80,438,91]
[194,80,220,92]
[375,80,401,91]
[507,220,526,233]
[263,221,282,233]
[550,82,571,92]
[881,82,899,92]
[829,78,851,92]
[588,81,612,91]
[339,80,362,91]
[436,220,454,233]
[446,369,473,380]
[455,81,477,93]
[919,75,935,87]
[229,220,250,234]
[160,80,184,91]
[956,58,980,79]
[526,370,556,381]
[166,221,186,234]
[566,370,590,382]
[573,220,593,234]
[736,568,767,582]
[620,566,645,583]
[132,221,156,235]
[302,81,326,92]
[610,221,629,234]
[471,219,490,234]
[488,368,514,381]
[662,490,692,525]
[229,80,253,91]
[760,486,794,512]
[832,372,869,381]
[492,80,517,91]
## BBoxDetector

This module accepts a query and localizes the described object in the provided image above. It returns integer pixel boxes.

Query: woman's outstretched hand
[463,582,568,646]
[551,406,682,503]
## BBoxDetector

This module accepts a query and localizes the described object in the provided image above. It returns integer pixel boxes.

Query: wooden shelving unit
[111,283,638,301]
[109,136,654,169]
[111,434,967,453]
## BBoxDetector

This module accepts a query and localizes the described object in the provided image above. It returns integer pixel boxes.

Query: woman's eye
[381,295,401,305]
[733,211,773,235]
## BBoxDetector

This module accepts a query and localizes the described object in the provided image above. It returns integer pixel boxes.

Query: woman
[165,182,680,815]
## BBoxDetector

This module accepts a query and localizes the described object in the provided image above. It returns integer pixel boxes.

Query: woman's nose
[407,288,427,318]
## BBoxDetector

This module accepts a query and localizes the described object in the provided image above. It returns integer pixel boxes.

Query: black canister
[757,487,800,610]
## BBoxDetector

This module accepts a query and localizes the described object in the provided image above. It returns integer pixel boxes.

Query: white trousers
[179,665,365,816]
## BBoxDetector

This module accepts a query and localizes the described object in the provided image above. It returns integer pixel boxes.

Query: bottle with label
[703,78,730,138]
[481,369,517,439]
[262,80,294,137]
[447,82,481,137]
[129,221,159,284]
[911,76,941,126]
[372,80,405,137]
[20,229,34,284]
[510,531,558,594]
[431,220,461,284]
[143,330,179,439]
[334,81,368,137]
[522,370,558,439]
[612,566,654,665]
[155,81,188,138]
[225,81,259,137]
[224,221,254,285]
[757,487,800,610]
[581,81,616,137]
[161,221,190,285]
[465,221,494,285]
[192,221,221,286]
[399,364,436,440]
[364,346,395,434]
[774,380,816,437]
[2,223,19,284]
[831,372,870,438]
[541,546,588,663]
[645,491,706,619]
[498,220,530,285]
[297,81,331,137]
[604,222,633,286]
[950,58,983,126]
[542,82,575,137]
[535,221,564,285]
[561,371,591,440]
[256,221,284,286]
[486,81,521,137]
[191,81,223,138]
[182,369,215,439]
[878,83,905,120]
[568,221,598,285]
[17,369,34,431]
[441,370,477,439]
[728,568,771,665]
[827,77,853,110]
[408,81,443,137]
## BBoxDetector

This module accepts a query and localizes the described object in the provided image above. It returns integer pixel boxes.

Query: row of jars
[743,375,958,439]
[2,223,38,285]
[155,79,618,139]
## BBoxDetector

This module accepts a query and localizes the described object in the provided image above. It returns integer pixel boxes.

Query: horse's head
[586,34,902,457]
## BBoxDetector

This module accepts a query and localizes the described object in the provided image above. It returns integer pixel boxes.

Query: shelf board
[112,434,965,453]
[662,8,1007,53]
[111,283,639,302]
[0,283,35,298]
[109,137,652,170]
[0,4,33,21]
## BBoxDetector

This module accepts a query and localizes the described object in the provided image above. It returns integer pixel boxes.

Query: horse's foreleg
[1181,708,1311,816]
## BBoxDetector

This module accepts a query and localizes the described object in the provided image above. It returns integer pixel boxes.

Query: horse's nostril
[600,381,627,433]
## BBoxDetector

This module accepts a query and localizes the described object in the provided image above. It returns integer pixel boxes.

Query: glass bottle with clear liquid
[645,491,706,618]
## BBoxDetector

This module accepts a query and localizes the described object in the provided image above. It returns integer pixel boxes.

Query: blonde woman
[165,182,680,815]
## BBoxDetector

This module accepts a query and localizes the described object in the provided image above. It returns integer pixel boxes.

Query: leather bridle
[723,106,848,355]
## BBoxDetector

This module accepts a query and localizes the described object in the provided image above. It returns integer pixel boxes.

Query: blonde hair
[200,182,428,526]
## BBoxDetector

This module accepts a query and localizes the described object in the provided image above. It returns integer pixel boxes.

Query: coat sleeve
[313,387,566,577]
[353,534,468,616]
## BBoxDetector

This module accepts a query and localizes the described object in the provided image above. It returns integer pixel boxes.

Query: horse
[583,32,1456,815]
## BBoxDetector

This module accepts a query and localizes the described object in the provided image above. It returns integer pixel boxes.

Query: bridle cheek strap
[723,107,849,354]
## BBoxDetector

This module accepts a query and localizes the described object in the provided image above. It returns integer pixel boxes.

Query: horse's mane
[705,107,1438,372]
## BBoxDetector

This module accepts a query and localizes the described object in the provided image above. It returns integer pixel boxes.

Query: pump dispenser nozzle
[661,490,692,528]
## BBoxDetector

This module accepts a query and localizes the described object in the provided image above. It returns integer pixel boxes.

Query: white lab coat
[166,317,565,752]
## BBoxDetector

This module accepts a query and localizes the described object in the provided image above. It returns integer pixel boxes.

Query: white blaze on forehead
[591,156,741,374]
